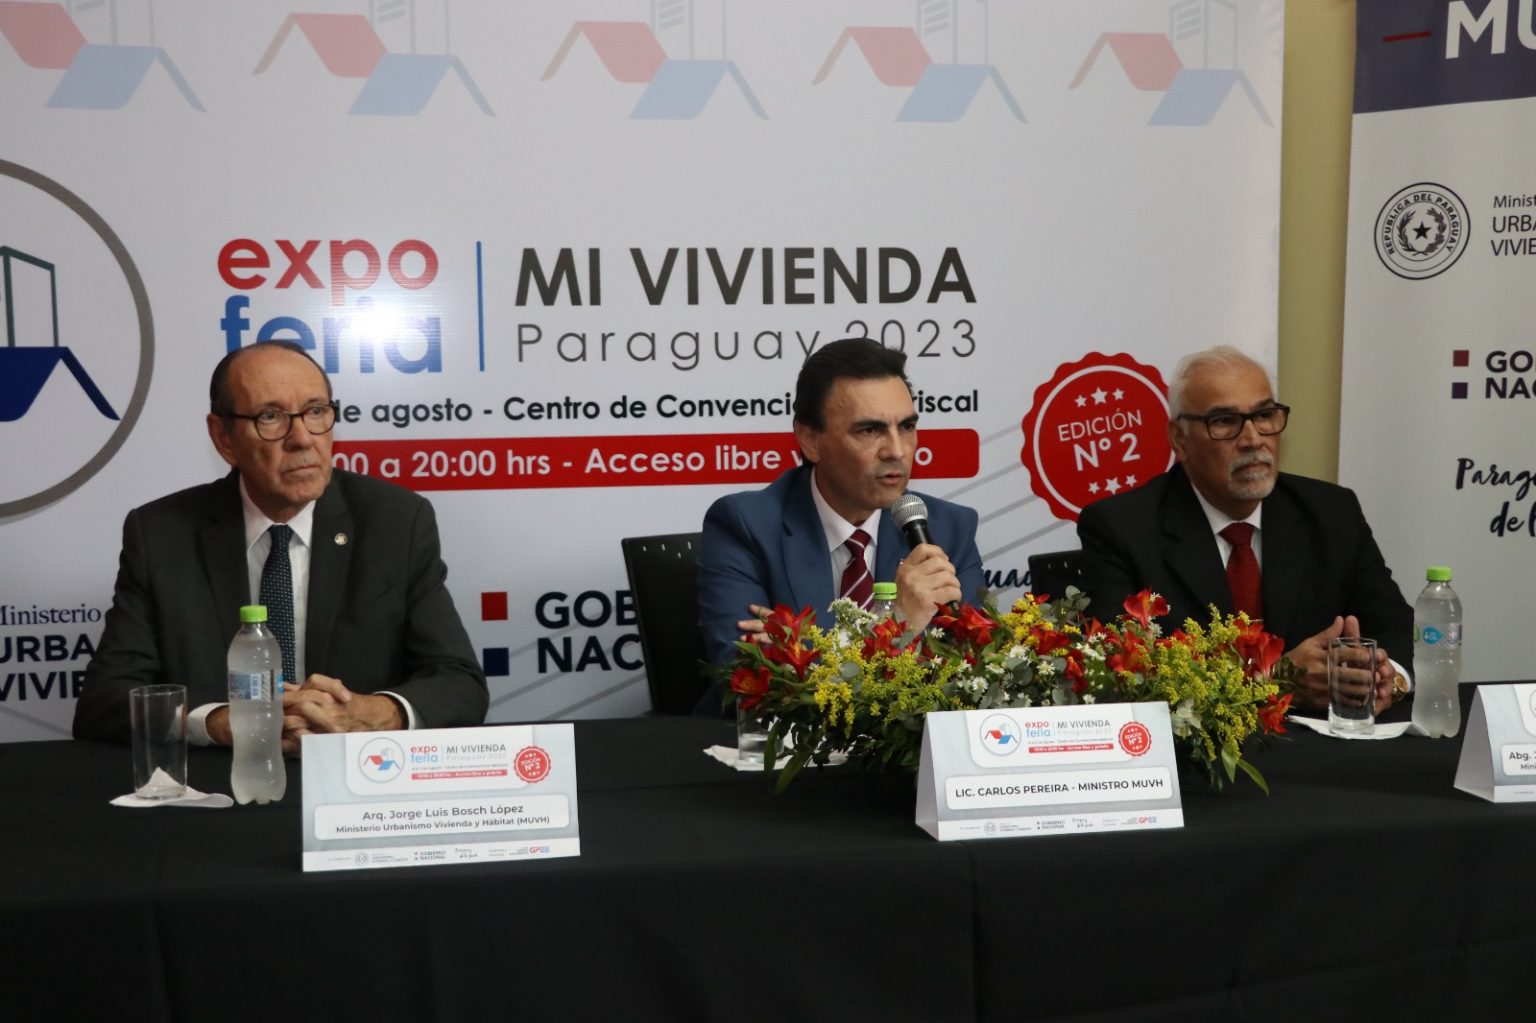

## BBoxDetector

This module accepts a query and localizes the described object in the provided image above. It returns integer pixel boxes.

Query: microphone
[890,494,960,614]
[889,493,934,550]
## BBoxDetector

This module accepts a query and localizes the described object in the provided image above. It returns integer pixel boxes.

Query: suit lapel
[781,467,835,617]
[875,513,905,586]
[1257,478,1304,640]
[198,473,249,652]
[306,475,353,671]
[1160,469,1233,616]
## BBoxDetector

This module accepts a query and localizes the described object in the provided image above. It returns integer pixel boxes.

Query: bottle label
[229,670,275,702]
[1416,623,1462,647]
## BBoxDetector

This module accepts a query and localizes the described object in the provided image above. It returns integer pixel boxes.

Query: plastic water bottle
[1411,567,1462,739]
[228,604,287,804]
[869,582,898,619]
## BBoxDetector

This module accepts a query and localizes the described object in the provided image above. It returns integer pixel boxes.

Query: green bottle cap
[1426,566,1452,582]
[872,582,898,601]
[240,604,269,624]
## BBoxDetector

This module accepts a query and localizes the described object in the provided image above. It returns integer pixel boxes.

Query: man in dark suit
[696,339,983,709]
[1076,345,1412,716]
[74,340,487,752]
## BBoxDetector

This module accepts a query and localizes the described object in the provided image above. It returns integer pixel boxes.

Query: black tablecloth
[3,700,1534,1022]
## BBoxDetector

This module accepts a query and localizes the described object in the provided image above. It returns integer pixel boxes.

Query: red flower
[762,638,818,679]
[730,665,773,711]
[1121,590,1170,630]
[933,603,996,648]
[759,604,819,679]
[1233,621,1285,679]
[861,615,909,659]
[763,605,815,642]
[1105,632,1149,675]
[1064,652,1088,693]
[1030,626,1073,656]
[1257,693,1292,734]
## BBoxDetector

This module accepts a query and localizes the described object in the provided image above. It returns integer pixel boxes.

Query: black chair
[620,533,709,715]
[1027,549,1085,601]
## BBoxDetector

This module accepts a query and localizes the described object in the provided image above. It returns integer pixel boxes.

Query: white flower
[1170,698,1198,738]
[1081,693,1095,704]
[986,663,1005,677]
[1036,660,1056,679]
[1008,645,1029,659]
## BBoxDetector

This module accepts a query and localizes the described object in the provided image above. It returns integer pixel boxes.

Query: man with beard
[694,338,984,712]
[1076,346,1413,716]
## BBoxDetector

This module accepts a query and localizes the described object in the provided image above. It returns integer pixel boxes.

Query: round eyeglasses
[224,401,339,441]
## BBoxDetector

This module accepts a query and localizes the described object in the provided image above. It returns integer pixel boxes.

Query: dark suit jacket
[1076,466,1413,666]
[696,464,984,707]
[74,470,488,742]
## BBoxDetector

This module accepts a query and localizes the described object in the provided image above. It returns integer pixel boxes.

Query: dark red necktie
[839,529,873,610]
[1220,522,1263,619]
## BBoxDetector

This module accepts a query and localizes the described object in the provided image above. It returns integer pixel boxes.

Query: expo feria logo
[0,161,152,519]
[1375,182,1470,280]
[216,235,447,375]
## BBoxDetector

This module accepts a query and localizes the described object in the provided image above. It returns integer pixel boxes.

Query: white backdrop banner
[1341,0,1536,682]
[0,0,1282,741]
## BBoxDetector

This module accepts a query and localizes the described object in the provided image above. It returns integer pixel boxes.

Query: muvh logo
[254,1,494,116]
[1068,0,1273,126]
[542,0,766,120]
[0,0,203,110]
[979,714,1021,755]
[358,736,405,781]
[812,0,1027,123]
[0,161,151,519]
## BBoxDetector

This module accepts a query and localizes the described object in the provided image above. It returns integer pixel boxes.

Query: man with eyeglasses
[1076,345,1413,716]
[74,340,488,751]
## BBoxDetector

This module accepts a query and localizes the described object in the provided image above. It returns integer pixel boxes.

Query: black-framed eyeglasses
[224,401,339,441]
[1176,403,1290,441]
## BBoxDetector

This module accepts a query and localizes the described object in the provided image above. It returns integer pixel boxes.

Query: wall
[1278,0,1354,482]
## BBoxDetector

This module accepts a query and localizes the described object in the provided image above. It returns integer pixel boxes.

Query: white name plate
[1454,684,1536,802]
[916,703,1183,841]
[301,723,579,871]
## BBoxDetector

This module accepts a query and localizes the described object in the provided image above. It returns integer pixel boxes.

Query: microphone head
[889,493,929,529]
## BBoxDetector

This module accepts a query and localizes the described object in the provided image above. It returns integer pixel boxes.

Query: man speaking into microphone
[694,338,983,713]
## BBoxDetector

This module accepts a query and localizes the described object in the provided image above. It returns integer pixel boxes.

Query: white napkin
[1288,715,1413,740]
[111,768,234,808]
[704,745,849,770]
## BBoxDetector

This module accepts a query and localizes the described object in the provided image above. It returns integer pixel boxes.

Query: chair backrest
[620,533,708,715]
[1027,549,1085,601]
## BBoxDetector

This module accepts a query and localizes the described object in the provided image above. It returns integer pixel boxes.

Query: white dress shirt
[808,469,881,593]
[187,478,417,744]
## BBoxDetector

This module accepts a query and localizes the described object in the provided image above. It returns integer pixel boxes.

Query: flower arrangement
[727,589,1294,794]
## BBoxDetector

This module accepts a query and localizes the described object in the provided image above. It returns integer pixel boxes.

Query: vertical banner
[0,1,1282,741]
[1342,0,1536,681]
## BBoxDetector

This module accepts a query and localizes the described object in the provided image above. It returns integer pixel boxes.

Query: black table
[3,702,1534,1022]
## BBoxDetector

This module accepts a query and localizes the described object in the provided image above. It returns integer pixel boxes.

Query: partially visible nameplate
[1454,684,1536,802]
[302,723,579,871]
[916,703,1183,841]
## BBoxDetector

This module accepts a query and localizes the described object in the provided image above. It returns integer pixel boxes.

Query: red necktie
[1220,522,1263,619]
[839,529,873,609]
